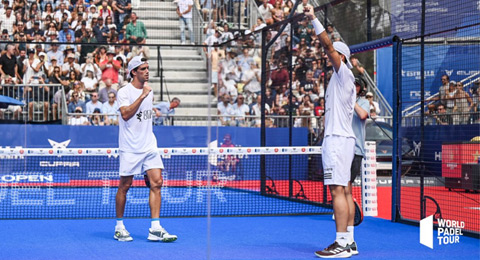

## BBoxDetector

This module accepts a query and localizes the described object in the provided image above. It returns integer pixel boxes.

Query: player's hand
[141,85,152,99]
[303,6,315,20]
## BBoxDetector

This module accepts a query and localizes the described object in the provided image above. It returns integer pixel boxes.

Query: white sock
[151,218,161,230]
[347,226,354,243]
[335,232,349,247]
[116,219,125,230]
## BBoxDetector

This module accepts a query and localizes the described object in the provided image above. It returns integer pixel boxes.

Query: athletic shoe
[147,227,177,242]
[114,228,133,242]
[315,241,352,258]
[348,241,359,255]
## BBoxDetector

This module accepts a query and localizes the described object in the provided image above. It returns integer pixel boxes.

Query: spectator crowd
[0,0,151,124]
[204,0,365,132]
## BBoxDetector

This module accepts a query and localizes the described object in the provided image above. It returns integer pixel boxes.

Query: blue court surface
[0,215,478,260]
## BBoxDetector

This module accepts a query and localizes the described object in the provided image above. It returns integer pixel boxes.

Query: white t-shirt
[177,0,193,19]
[69,116,89,125]
[324,62,356,139]
[117,83,157,153]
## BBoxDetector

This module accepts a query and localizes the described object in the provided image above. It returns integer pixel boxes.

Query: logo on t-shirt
[136,111,142,122]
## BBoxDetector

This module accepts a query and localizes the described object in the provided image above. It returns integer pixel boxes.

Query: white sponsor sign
[362,141,378,216]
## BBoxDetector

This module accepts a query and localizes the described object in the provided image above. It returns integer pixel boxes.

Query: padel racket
[353,198,363,226]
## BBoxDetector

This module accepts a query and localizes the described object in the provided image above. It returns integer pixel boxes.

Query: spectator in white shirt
[217,93,235,126]
[102,91,119,125]
[232,94,249,126]
[365,92,381,115]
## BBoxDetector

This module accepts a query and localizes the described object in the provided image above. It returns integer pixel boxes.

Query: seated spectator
[241,61,261,98]
[68,91,86,113]
[25,76,50,121]
[85,91,103,115]
[50,65,69,120]
[126,12,147,44]
[54,3,72,24]
[69,106,90,125]
[26,21,45,42]
[299,70,316,98]
[232,94,250,126]
[0,76,23,119]
[295,0,312,14]
[62,53,81,76]
[81,69,99,98]
[99,48,121,90]
[58,21,75,43]
[130,37,150,59]
[46,41,65,66]
[93,16,110,43]
[269,60,289,95]
[326,24,341,42]
[102,91,119,125]
[90,107,109,126]
[98,78,118,103]
[250,95,271,127]
[81,52,102,79]
[153,97,181,125]
[217,94,235,126]
[433,104,451,125]
[258,0,274,25]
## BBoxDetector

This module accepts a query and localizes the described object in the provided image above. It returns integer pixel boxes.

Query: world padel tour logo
[420,215,464,249]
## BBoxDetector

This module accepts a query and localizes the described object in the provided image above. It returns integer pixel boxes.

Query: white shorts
[119,150,164,176]
[322,135,355,186]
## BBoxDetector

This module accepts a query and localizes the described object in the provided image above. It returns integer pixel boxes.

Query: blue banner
[0,125,307,148]
[390,0,480,38]
[377,45,480,110]
[401,124,479,176]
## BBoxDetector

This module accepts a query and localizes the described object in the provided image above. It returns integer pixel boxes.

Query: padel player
[114,56,177,242]
[304,7,356,258]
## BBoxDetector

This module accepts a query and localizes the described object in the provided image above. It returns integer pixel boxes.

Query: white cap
[366,92,373,97]
[127,55,147,79]
[333,41,352,69]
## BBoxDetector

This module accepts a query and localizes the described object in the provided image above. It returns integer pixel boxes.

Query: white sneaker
[147,227,177,242]
[114,228,133,242]
[181,41,186,45]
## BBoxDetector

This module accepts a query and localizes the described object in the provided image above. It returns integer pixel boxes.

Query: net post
[391,35,402,222]
[260,29,267,195]
[419,0,426,220]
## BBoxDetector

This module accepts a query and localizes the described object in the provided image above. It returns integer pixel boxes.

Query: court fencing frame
[254,0,479,237]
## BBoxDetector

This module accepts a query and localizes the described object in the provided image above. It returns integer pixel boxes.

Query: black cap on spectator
[81,20,87,25]
[2,29,8,34]
[93,108,101,113]
[6,6,12,10]
[98,16,103,20]
[34,21,40,25]
[30,14,35,19]
[27,48,35,55]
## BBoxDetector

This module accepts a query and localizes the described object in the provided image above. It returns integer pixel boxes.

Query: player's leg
[114,151,142,242]
[146,168,162,220]
[345,155,362,254]
[316,136,354,258]
[114,175,134,241]
[144,151,177,242]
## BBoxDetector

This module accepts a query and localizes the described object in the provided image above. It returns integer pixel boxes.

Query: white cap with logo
[127,56,148,79]
[333,41,353,69]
